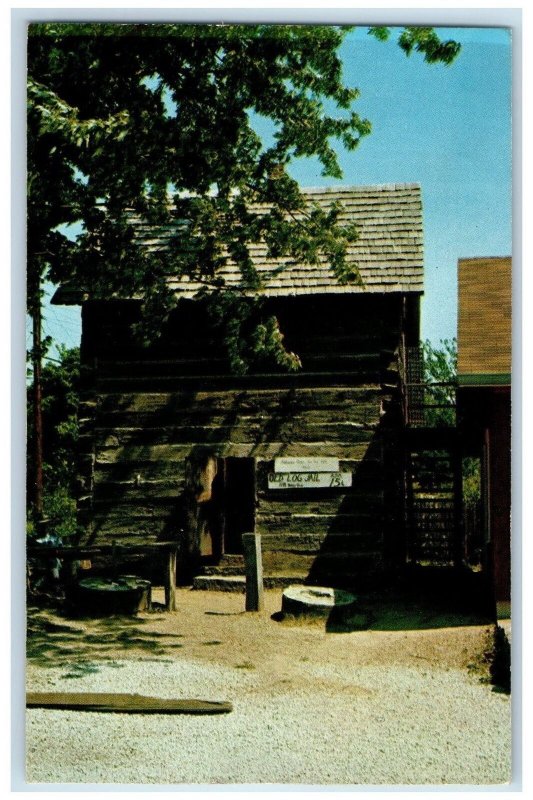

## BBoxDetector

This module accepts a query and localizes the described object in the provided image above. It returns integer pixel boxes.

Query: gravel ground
[25,588,512,786]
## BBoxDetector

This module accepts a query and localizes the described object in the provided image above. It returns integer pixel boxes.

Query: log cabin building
[54,183,426,589]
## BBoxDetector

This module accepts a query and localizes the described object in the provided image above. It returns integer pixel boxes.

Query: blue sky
[285,26,512,344]
[35,25,512,357]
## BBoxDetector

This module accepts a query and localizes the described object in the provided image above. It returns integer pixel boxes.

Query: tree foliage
[27,347,80,538]
[28,23,460,371]
[422,338,457,427]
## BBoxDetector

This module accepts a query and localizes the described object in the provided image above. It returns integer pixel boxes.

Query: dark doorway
[217,457,256,555]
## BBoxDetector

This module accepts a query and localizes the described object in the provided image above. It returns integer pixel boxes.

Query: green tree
[28,23,460,370]
[26,24,460,517]
[422,338,457,427]
[27,347,80,540]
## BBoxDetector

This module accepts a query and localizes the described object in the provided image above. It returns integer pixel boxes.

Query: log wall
[77,293,413,586]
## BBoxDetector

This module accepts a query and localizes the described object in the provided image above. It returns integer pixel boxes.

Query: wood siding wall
[457,257,512,378]
[77,293,412,585]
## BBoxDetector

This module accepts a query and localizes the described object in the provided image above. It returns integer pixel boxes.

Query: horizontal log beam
[93,423,379,448]
[92,456,384,487]
[260,553,383,576]
[257,496,384,516]
[256,513,383,536]
[97,352,383,376]
[94,406,384,428]
[95,441,379,464]
[95,371,384,392]
[258,530,381,553]
[82,520,175,541]
[27,542,178,558]
[97,386,386,414]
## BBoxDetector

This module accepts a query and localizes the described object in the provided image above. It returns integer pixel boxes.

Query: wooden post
[30,282,43,520]
[164,548,177,611]
[242,532,263,612]
[452,444,465,569]
[111,540,118,580]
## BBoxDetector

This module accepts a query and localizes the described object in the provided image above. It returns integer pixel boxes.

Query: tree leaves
[422,338,457,427]
[27,24,460,371]
[398,27,461,65]
[27,347,80,494]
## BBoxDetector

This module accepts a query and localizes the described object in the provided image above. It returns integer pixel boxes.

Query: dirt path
[27,587,496,682]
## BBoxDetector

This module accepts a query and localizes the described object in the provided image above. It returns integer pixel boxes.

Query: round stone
[281,584,357,618]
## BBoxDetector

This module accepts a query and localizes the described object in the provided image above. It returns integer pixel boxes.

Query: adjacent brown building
[456,256,512,618]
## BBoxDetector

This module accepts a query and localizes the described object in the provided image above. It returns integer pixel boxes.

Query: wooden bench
[27,541,178,611]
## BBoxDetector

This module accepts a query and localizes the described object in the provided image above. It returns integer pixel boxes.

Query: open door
[187,454,256,564]
[217,457,256,555]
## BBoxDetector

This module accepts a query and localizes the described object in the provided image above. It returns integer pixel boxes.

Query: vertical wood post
[242,532,263,612]
[31,284,43,519]
[452,444,465,569]
[165,548,177,611]
[111,540,118,580]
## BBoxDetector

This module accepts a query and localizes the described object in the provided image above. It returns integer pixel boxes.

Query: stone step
[192,573,312,592]
[192,569,382,593]
[216,555,245,567]
[192,575,246,592]
[203,556,245,576]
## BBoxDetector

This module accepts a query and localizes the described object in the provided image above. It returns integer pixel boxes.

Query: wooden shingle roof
[53,183,424,304]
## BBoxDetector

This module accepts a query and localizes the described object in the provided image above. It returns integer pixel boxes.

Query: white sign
[274,457,339,473]
[268,471,352,490]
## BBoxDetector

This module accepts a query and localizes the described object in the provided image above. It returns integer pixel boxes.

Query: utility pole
[30,279,44,520]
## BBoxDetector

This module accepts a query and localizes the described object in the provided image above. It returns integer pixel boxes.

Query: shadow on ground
[324,567,495,633]
[27,567,497,671]
[26,606,185,669]
[323,594,493,633]
[271,567,495,633]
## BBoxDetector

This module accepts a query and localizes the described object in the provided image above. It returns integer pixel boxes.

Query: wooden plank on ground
[26,692,232,715]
